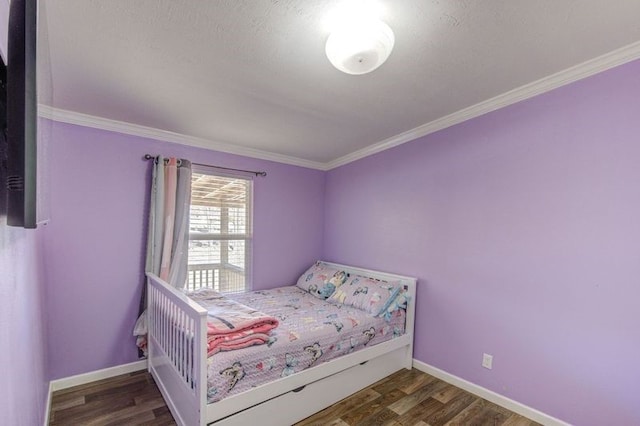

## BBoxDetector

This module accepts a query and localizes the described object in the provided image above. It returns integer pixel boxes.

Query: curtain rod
[143,154,267,177]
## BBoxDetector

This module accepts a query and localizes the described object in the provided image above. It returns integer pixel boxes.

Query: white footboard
[147,273,208,426]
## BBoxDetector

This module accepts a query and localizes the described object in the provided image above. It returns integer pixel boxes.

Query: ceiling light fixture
[324,2,394,75]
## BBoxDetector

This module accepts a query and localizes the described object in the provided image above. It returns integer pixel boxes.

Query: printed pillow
[328,274,402,316]
[296,261,349,300]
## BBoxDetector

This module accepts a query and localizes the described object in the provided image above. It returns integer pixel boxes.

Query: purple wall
[323,59,640,426]
[0,224,48,425]
[43,121,325,380]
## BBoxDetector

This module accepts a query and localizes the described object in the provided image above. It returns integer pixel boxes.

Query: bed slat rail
[149,287,195,388]
[147,273,208,426]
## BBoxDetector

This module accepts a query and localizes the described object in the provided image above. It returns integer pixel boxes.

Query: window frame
[187,165,253,293]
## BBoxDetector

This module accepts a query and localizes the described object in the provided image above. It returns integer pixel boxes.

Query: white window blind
[187,167,252,293]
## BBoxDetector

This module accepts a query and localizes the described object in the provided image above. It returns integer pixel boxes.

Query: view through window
[187,168,252,293]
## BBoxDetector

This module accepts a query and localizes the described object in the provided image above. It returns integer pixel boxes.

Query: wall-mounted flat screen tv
[1,0,38,228]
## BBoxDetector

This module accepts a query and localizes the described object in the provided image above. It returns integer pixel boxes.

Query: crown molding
[38,40,640,172]
[325,40,640,170]
[37,105,327,170]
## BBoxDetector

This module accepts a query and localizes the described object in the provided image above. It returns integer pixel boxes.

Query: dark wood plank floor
[49,370,174,425]
[295,369,540,426]
[49,369,540,426]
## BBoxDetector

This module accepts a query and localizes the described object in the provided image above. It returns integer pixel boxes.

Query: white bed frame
[146,262,417,426]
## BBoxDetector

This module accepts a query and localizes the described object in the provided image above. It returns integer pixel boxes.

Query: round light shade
[325,19,395,75]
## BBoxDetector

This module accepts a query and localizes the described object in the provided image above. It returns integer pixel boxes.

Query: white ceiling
[39,0,640,167]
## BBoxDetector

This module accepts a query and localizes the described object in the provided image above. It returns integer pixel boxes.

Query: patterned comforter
[204,285,406,403]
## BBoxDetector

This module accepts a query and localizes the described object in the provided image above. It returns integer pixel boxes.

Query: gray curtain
[167,159,192,286]
[134,156,192,354]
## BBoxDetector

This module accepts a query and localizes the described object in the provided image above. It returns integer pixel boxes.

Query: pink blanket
[188,289,279,356]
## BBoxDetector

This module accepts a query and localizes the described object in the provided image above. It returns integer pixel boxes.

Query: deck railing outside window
[186,262,245,293]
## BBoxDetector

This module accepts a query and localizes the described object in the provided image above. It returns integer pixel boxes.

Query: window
[187,167,252,293]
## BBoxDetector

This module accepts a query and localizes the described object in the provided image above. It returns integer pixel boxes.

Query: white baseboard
[412,359,569,426]
[49,359,148,392]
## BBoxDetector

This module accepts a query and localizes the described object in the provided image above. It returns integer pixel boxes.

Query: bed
[146,261,417,426]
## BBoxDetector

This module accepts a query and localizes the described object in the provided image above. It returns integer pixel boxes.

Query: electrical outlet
[482,353,493,369]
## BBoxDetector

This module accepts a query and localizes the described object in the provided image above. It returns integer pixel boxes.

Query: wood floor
[49,370,174,425]
[295,369,539,426]
[49,369,540,426]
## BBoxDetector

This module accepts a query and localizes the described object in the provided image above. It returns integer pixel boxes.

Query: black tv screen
[2,0,38,228]
[0,58,6,218]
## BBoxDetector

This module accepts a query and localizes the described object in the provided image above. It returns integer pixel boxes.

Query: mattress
[202,285,406,403]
